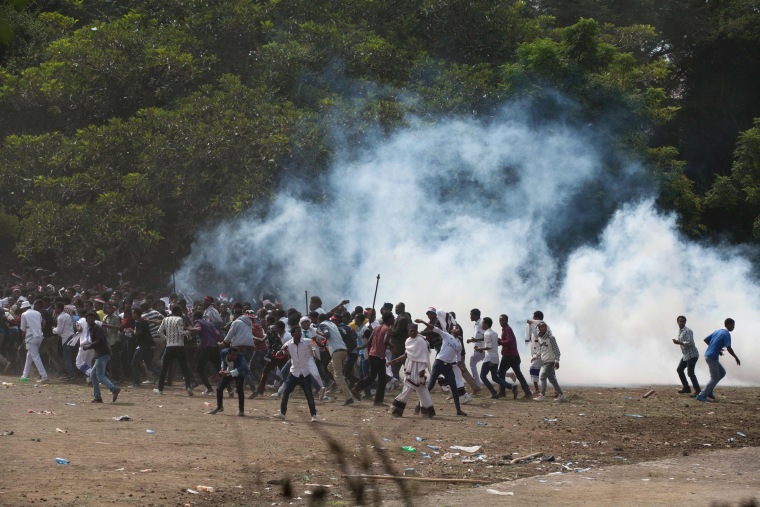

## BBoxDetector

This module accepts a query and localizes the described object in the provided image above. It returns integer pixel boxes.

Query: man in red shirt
[497,314,532,399]
[351,312,394,406]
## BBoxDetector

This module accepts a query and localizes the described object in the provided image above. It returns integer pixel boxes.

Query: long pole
[305,290,308,315]
[371,274,380,315]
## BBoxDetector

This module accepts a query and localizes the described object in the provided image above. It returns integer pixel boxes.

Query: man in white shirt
[19,301,47,381]
[273,325,318,421]
[53,301,76,379]
[466,308,485,390]
[417,318,467,416]
[154,305,194,396]
[475,317,514,399]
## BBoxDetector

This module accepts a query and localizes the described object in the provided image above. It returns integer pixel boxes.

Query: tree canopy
[1,0,759,283]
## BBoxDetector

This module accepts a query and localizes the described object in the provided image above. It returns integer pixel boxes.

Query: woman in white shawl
[389,324,435,417]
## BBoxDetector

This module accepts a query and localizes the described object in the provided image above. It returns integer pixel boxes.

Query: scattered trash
[702,443,712,447]
[140,468,155,473]
[486,489,514,496]
[31,438,41,442]
[401,446,416,452]
[95,442,111,445]
[510,452,543,464]
[540,455,555,462]
[578,413,586,416]
[2,382,13,387]
[55,428,66,433]
[543,417,558,423]
[441,452,460,460]
[203,402,211,407]
[415,436,424,442]
[641,478,650,482]
[18,377,30,383]
[462,454,488,463]
[450,445,481,453]
[186,489,199,495]
[65,403,76,406]
[27,409,54,415]
[115,468,125,471]
[547,471,563,476]
[575,467,592,473]
[111,415,132,422]
[383,438,391,442]
[476,421,488,426]
[196,485,215,492]
[624,396,633,400]
[611,456,626,460]
[421,453,431,459]
[483,414,495,417]
[737,432,747,438]
[55,457,70,464]
[1,431,14,436]
[427,445,441,451]
[624,413,645,418]
[642,389,655,398]
[403,468,417,476]
[146,429,156,434]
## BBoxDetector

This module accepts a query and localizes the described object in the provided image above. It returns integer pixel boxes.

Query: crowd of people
[1,280,741,419]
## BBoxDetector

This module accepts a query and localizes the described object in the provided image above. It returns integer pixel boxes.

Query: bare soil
[0,376,758,506]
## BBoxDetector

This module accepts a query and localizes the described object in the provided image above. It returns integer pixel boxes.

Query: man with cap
[388,323,435,417]
[19,300,48,382]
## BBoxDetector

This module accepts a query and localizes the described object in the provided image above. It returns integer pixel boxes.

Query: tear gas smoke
[177,103,759,386]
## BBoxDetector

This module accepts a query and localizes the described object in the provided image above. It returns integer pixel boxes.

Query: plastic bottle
[401,446,416,452]
[55,457,70,464]
[415,436,424,442]
[196,485,215,492]
[146,429,156,434]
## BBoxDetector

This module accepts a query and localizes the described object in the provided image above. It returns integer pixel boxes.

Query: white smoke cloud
[177,103,759,386]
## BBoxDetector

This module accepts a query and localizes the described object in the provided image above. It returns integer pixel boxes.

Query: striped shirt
[678,326,699,361]
[142,309,164,338]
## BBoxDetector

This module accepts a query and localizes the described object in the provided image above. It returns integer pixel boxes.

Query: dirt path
[0,376,758,506]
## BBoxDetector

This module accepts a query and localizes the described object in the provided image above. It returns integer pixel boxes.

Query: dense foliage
[1,0,758,282]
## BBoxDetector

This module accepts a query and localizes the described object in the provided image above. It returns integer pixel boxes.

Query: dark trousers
[480,360,510,396]
[355,355,388,403]
[344,351,359,385]
[109,340,123,380]
[677,356,701,392]
[157,346,192,391]
[132,346,160,385]
[499,355,532,396]
[217,374,244,411]
[250,349,267,383]
[237,349,258,391]
[281,373,317,416]
[427,359,462,412]
[196,347,221,390]
[257,354,288,394]
[121,337,137,382]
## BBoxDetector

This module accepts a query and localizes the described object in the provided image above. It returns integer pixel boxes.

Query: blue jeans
[480,360,510,396]
[63,344,77,377]
[700,357,726,398]
[92,354,117,400]
[238,349,258,391]
[427,359,462,412]
[281,373,317,416]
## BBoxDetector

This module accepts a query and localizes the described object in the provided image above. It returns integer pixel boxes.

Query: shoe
[187,388,194,397]
[461,393,473,404]
[238,411,245,417]
[207,407,223,414]
[350,387,361,401]
[456,410,468,416]
[37,377,49,382]
[273,412,285,419]
[554,394,566,402]
[490,394,499,399]
[248,392,258,399]
[153,388,162,395]
[270,391,282,398]
[533,394,545,401]
[512,385,519,400]
[128,384,141,389]
[373,402,388,407]
[707,393,716,400]
[342,398,354,406]
[695,395,707,402]
[676,388,691,394]
[112,388,121,403]
[142,379,155,384]
[201,388,213,395]
[523,393,533,399]
[318,387,326,400]
[311,415,318,422]
[91,398,103,403]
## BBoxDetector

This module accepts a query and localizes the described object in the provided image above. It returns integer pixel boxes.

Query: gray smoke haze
[177,102,760,386]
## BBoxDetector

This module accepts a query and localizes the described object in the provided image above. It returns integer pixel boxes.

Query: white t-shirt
[483,328,500,364]
[20,309,43,341]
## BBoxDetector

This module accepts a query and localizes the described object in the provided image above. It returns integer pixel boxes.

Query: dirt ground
[0,375,758,506]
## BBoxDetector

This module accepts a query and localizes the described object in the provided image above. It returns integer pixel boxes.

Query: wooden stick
[510,452,543,464]
[342,474,487,484]
[642,389,655,398]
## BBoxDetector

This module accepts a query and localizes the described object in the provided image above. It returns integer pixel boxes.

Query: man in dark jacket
[82,311,121,403]
[208,347,250,416]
